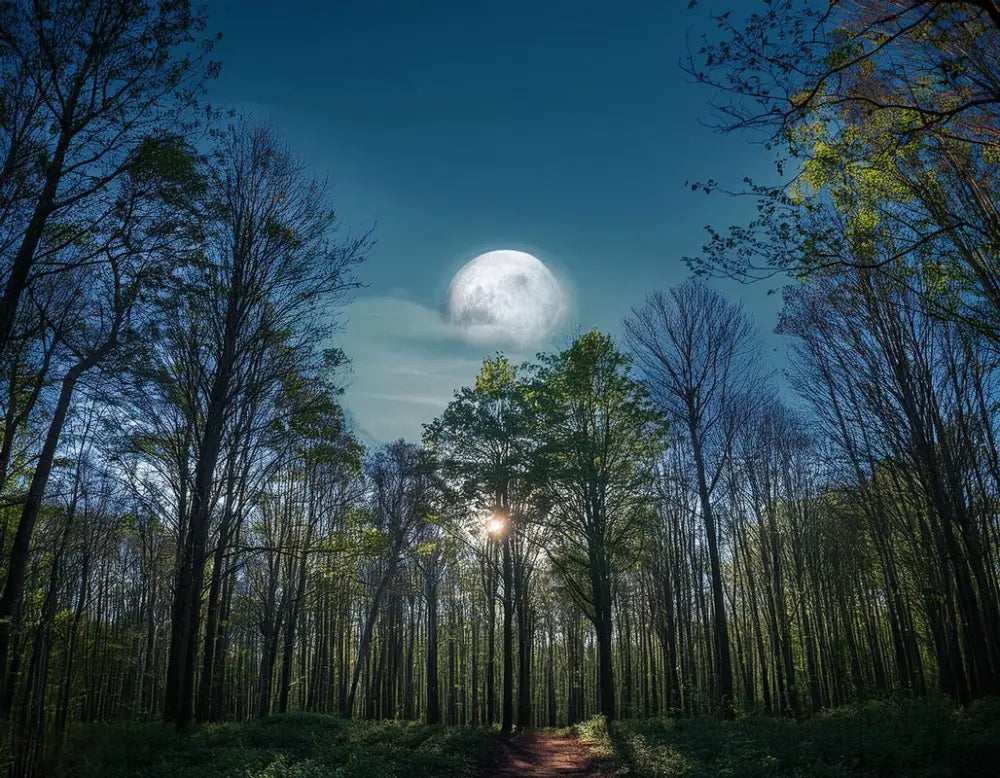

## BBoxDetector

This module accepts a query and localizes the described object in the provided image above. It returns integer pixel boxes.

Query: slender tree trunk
[485,560,497,726]
[278,548,310,714]
[346,563,397,716]
[0,355,99,713]
[516,577,531,728]
[591,548,616,721]
[403,596,416,720]
[196,531,230,722]
[689,425,734,717]
[547,621,557,727]
[425,571,440,725]
[0,106,76,354]
[501,536,514,734]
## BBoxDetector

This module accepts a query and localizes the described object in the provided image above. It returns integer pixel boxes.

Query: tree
[625,283,763,717]
[416,528,444,725]
[161,120,366,729]
[528,331,666,721]
[781,269,1000,699]
[0,0,218,355]
[424,354,536,732]
[0,134,203,715]
[688,1,1000,340]
[345,441,435,717]
[734,400,803,714]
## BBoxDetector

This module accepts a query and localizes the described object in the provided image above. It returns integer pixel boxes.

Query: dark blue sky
[206,0,782,441]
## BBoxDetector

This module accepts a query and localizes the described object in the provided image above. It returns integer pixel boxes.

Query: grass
[52,713,497,778]
[607,697,1000,777]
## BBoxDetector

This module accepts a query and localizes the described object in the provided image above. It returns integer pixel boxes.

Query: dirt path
[490,732,621,777]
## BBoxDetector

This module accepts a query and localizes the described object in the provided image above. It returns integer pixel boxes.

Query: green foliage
[273,369,361,469]
[610,698,1000,777]
[129,135,205,204]
[576,715,617,761]
[473,354,517,395]
[527,331,667,534]
[424,352,535,513]
[528,331,667,460]
[53,714,496,778]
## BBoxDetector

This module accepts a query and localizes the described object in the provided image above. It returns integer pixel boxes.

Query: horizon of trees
[2,1,1000,776]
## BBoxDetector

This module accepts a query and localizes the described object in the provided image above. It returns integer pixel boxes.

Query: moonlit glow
[445,250,567,345]
[485,515,507,537]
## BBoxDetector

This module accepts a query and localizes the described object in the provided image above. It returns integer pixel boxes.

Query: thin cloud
[339,295,540,443]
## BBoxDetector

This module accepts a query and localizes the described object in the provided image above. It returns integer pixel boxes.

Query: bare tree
[625,281,763,717]
[161,120,366,729]
[344,441,435,717]
[0,0,218,354]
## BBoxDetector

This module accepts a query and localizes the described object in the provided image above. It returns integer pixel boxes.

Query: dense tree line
[1,1,999,776]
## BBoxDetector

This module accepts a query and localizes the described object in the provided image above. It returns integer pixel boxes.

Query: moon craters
[445,250,567,345]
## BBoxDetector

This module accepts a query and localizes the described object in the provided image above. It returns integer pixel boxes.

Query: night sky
[205,0,781,442]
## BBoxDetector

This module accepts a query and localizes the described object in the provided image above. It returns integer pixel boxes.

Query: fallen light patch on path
[491,732,622,777]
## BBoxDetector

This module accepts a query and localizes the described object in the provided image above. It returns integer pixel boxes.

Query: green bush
[611,697,1000,778]
[40,698,1000,776]
[52,715,496,778]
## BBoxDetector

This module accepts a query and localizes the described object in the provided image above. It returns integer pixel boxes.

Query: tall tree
[345,441,435,717]
[424,355,536,733]
[0,0,218,354]
[688,1,1000,339]
[529,331,666,721]
[161,121,365,728]
[625,283,763,716]
[0,135,202,714]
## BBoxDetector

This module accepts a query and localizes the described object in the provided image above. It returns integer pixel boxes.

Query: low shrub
[610,697,1000,778]
[53,714,496,778]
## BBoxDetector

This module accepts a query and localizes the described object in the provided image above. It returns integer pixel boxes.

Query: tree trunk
[591,549,616,721]
[0,357,94,713]
[516,579,531,728]
[501,535,514,734]
[425,572,440,725]
[346,563,396,716]
[164,279,240,728]
[689,425,734,717]
[0,102,77,354]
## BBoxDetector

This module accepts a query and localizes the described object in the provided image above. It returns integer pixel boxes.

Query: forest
[1,1,1000,776]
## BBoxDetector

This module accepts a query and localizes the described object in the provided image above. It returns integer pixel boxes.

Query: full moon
[445,250,568,345]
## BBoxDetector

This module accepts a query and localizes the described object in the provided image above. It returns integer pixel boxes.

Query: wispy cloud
[338,295,541,444]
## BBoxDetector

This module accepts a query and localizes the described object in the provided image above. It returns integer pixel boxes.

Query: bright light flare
[485,512,508,538]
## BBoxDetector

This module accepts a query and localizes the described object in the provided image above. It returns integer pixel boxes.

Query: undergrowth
[609,696,1000,777]
[53,713,495,778]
